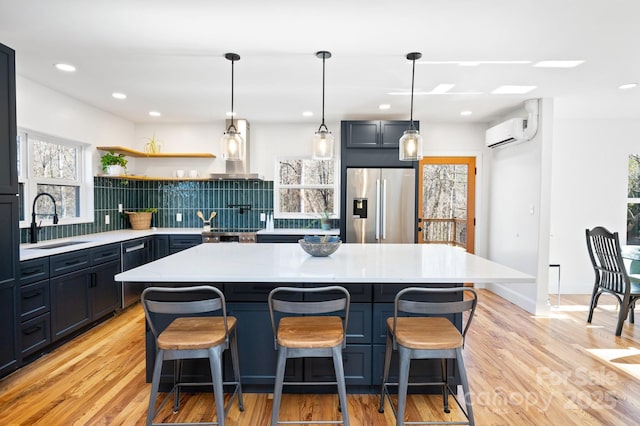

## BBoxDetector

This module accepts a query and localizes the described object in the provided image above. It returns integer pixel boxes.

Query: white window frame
[274,156,340,219]
[18,128,94,228]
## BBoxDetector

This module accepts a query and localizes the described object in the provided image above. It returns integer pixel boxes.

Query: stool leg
[209,346,226,426]
[271,346,288,426]
[147,349,165,426]
[230,329,244,411]
[378,333,393,413]
[396,347,411,426]
[441,359,450,413]
[173,359,182,413]
[332,346,350,426]
[455,348,474,426]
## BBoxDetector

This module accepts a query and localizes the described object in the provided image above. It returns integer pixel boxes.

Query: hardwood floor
[1,290,639,425]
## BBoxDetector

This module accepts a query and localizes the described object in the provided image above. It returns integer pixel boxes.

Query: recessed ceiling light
[460,110,472,116]
[378,104,391,110]
[54,63,76,72]
[225,111,237,117]
[431,84,455,94]
[149,111,161,117]
[112,92,127,100]
[533,60,584,68]
[619,83,638,90]
[302,111,313,117]
[492,85,537,94]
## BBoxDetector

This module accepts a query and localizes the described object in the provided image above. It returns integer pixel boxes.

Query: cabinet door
[153,235,170,260]
[380,121,414,148]
[0,195,19,377]
[169,234,201,254]
[91,259,121,320]
[304,344,372,386]
[0,43,17,194]
[225,302,302,385]
[344,121,380,148]
[51,269,91,342]
[0,284,18,376]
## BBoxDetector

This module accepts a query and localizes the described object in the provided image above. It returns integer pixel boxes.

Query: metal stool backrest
[268,286,351,349]
[141,285,231,346]
[393,287,478,346]
[586,226,631,296]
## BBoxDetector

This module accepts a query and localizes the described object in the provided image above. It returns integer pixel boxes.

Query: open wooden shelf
[97,146,215,158]
[97,174,210,181]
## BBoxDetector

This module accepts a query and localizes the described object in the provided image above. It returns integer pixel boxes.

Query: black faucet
[30,192,59,243]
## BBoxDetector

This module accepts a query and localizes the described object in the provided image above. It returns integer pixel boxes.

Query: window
[18,129,93,227]
[274,157,338,218]
[628,154,640,244]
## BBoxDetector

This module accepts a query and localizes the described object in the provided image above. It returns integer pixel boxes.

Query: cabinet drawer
[19,258,49,285]
[90,243,120,265]
[224,283,302,302]
[19,280,50,322]
[50,251,91,277]
[169,235,201,251]
[20,313,51,357]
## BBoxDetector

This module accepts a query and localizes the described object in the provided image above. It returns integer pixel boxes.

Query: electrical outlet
[176,213,182,222]
[260,213,266,222]
[105,214,110,225]
[118,203,123,213]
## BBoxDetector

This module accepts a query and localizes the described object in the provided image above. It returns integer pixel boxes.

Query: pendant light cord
[317,51,330,133]
[409,55,416,130]
[230,58,236,131]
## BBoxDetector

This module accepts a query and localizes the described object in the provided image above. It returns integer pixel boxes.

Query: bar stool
[268,286,351,426]
[378,287,478,426]
[141,285,244,426]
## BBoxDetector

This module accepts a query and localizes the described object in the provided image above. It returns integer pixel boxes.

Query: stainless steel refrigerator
[345,168,416,243]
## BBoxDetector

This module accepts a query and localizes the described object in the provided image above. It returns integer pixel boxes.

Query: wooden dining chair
[586,226,640,336]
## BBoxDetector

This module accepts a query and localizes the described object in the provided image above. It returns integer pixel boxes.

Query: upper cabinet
[343,120,419,149]
[0,43,17,194]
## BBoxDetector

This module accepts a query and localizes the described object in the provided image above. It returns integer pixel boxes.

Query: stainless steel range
[201,231,257,243]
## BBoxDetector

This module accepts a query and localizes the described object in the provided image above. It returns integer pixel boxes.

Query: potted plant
[320,211,331,230]
[100,151,128,176]
[125,208,157,230]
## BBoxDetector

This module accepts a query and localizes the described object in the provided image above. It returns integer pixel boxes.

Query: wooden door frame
[418,156,476,253]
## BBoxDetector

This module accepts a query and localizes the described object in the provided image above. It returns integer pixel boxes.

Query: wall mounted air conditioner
[485,118,527,148]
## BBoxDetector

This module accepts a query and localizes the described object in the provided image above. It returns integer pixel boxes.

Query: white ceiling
[1,0,639,125]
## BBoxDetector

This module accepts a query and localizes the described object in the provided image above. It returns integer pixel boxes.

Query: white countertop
[19,228,203,261]
[256,228,339,235]
[114,243,534,284]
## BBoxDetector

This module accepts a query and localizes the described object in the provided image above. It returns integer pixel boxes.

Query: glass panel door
[418,157,476,253]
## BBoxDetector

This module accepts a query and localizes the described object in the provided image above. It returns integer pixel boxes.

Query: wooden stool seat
[387,317,463,350]
[158,316,237,350]
[277,316,344,348]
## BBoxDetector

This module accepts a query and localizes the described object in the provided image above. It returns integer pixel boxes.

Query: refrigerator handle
[375,179,381,240]
[381,179,387,239]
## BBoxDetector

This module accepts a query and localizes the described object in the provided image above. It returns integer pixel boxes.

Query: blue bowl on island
[299,236,342,257]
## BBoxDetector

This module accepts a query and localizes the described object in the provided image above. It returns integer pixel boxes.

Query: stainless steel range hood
[210,119,264,180]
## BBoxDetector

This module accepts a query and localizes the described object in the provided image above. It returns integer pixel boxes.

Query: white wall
[550,118,640,294]
[16,76,135,167]
[132,121,341,180]
[485,99,553,314]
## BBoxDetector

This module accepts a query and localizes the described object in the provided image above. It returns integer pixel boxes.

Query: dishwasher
[121,237,151,308]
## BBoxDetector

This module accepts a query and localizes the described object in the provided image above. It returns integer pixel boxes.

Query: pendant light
[312,51,334,160]
[221,53,244,161]
[399,52,423,161]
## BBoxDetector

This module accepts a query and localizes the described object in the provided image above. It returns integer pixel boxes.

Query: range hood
[210,119,264,180]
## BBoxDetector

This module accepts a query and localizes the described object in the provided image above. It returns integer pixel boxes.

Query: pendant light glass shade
[221,53,244,161]
[312,51,334,160]
[399,52,423,161]
[313,125,334,159]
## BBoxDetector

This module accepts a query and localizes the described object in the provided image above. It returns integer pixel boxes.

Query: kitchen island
[115,243,534,392]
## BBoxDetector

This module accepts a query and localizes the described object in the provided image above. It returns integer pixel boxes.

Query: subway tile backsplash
[20,177,334,243]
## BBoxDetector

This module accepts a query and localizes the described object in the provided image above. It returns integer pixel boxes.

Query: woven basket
[126,211,153,230]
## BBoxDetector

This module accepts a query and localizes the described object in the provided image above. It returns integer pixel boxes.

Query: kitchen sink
[26,241,90,249]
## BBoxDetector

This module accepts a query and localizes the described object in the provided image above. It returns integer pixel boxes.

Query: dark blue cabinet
[343,120,417,149]
[51,268,91,342]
